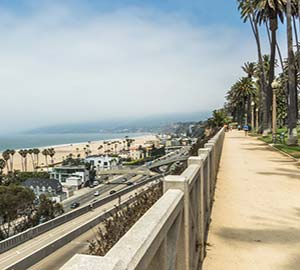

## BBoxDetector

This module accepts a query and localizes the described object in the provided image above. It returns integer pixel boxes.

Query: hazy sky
[0,0,264,133]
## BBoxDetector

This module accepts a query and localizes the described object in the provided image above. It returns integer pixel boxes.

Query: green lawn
[255,127,300,159]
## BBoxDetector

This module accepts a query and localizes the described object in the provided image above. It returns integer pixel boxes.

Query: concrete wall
[60,128,225,270]
[0,175,161,254]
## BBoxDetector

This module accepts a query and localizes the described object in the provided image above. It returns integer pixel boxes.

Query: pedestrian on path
[243,124,249,136]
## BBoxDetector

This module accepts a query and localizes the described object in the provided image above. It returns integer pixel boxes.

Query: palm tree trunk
[36,154,39,168]
[30,155,35,171]
[266,17,278,135]
[265,21,284,72]
[249,15,267,134]
[10,157,13,172]
[287,0,298,145]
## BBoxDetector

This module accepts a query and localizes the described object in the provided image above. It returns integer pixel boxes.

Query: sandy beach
[1,134,158,173]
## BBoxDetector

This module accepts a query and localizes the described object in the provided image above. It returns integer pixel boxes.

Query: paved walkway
[203,130,300,270]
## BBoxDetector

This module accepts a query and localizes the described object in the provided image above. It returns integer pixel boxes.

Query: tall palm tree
[18,150,25,171]
[33,148,40,169]
[23,149,28,171]
[48,148,56,165]
[238,0,268,133]
[2,150,11,172]
[28,149,35,170]
[254,0,285,133]
[42,149,49,168]
[9,149,15,172]
[286,0,298,145]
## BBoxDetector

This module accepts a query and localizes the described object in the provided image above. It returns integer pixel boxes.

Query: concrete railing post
[164,175,189,270]
[204,142,216,198]
[187,157,205,261]
[198,148,211,219]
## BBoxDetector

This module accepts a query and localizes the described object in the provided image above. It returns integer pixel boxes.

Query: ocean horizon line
[0,132,152,152]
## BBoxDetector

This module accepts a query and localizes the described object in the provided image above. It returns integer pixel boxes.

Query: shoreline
[0,133,158,172]
[0,132,153,152]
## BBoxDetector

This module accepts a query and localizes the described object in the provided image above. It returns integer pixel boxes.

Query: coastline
[0,133,157,172]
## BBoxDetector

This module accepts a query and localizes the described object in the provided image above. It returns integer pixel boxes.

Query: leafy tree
[0,185,35,238]
[35,194,64,222]
[207,109,229,128]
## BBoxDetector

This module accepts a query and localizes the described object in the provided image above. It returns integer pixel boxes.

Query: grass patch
[273,144,300,159]
[255,127,300,159]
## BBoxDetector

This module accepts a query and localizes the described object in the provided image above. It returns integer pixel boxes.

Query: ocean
[0,132,148,152]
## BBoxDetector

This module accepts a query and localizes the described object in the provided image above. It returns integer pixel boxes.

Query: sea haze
[27,111,211,134]
[0,132,147,152]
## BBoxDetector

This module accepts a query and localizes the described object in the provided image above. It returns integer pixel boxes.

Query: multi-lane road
[0,147,190,270]
[0,175,148,270]
[62,173,145,212]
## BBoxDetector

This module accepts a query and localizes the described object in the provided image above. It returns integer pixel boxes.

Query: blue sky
[1,0,246,28]
[0,0,262,133]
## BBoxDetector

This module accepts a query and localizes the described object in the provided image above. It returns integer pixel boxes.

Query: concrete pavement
[203,130,300,270]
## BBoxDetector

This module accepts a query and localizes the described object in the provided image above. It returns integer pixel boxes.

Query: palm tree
[23,149,28,171]
[42,149,49,168]
[9,149,15,172]
[238,0,268,133]
[253,0,285,133]
[48,148,56,165]
[2,150,11,172]
[18,150,24,171]
[227,77,257,126]
[28,149,35,170]
[286,0,298,145]
[33,148,40,169]
[242,62,256,78]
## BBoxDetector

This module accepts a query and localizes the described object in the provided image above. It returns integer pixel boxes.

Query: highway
[0,176,147,270]
[0,149,188,270]
[62,173,144,212]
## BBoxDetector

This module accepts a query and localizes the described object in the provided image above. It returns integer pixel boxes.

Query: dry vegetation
[87,182,163,256]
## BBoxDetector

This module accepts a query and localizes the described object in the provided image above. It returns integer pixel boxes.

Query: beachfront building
[50,165,89,187]
[22,178,66,202]
[129,144,165,160]
[63,176,82,190]
[129,147,145,160]
[85,155,119,171]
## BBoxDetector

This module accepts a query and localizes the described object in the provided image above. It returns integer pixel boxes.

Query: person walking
[243,124,249,136]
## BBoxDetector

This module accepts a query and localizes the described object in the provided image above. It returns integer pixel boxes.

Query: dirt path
[203,130,300,270]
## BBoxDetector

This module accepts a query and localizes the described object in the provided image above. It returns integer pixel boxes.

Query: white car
[94,191,100,196]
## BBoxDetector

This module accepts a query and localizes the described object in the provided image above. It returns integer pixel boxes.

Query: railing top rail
[106,189,184,268]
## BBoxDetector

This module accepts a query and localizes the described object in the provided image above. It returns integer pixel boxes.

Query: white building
[129,149,145,160]
[85,155,119,171]
[63,176,82,190]
[50,165,89,186]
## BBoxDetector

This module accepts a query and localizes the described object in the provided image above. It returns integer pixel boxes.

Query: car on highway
[109,190,116,195]
[93,180,100,186]
[70,202,80,209]
[94,190,100,196]
[126,181,133,186]
[121,178,127,182]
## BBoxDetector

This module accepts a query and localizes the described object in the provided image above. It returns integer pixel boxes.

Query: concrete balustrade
[60,128,225,270]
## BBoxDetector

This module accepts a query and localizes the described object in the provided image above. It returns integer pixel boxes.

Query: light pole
[251,101,255,132]
[271,79,280,143]
[255,108,259,131]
